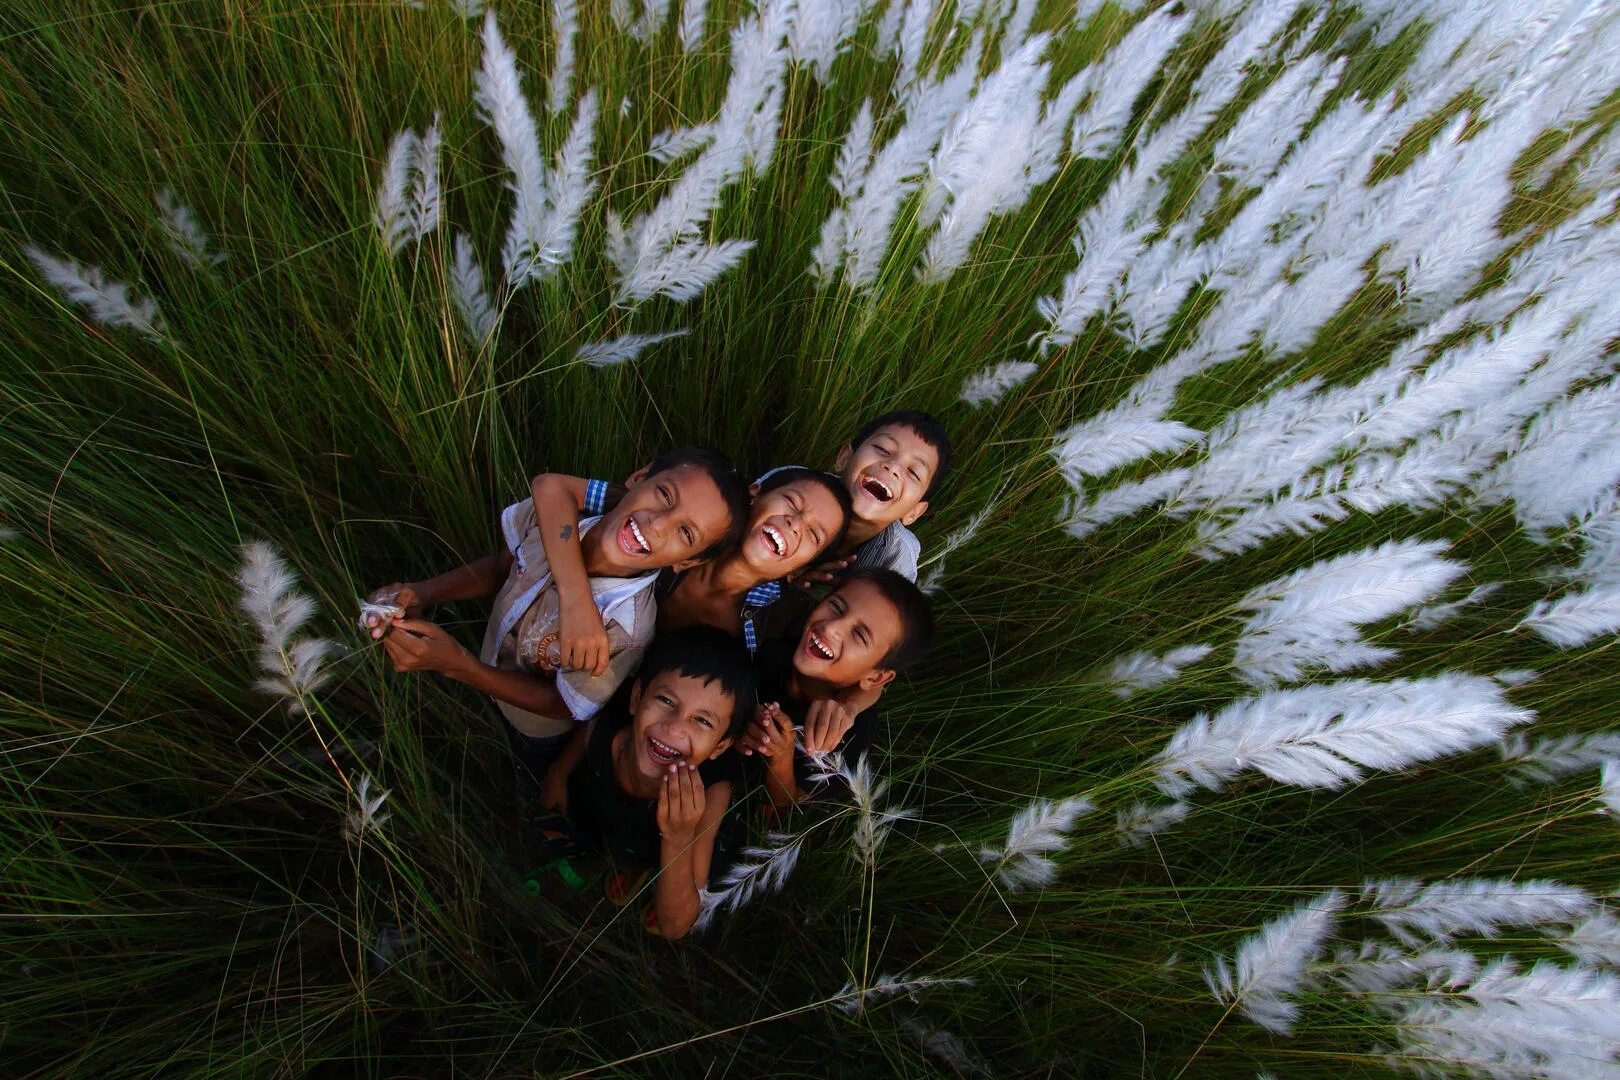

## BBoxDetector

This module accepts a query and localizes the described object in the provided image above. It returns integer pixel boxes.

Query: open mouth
[647,734,683,765]
[860,475,894,502]
[762,524,786,556]
[619,516,651,556]
[804,629,835,661]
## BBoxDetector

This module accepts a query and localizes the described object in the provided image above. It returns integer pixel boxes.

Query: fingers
[390,617,438,638]
[588,642,609,679]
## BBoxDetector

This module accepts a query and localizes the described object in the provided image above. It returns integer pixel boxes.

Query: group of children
[363,411,949,939]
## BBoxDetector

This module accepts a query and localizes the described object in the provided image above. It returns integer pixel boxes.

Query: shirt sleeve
[583,478,611,515]
[555,637,645,723]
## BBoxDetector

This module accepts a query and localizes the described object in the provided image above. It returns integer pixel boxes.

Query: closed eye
[659,484,675,507]
[681,524,696,545]
[695,715,713,729]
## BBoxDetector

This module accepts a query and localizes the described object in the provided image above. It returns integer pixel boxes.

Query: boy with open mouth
[736,568,935,809]
[361,447,750,821]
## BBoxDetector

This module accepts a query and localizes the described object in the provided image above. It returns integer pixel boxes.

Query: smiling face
[738,478,846,578]
[625,669,736,781]
[837,424,941,530]
[591,463,734,575]
[793,577,905,691]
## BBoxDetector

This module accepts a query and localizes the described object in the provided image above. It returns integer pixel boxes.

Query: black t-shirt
[751,637,879,801]
[566,690,744,868]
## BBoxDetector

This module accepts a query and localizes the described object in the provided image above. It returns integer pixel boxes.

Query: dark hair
[850,410,953,499]
[754,467,854,566]
[636,627,758,739]
[837,567,935,672]
[642,446,751,561]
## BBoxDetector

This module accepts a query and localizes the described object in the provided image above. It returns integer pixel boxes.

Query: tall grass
[3,0,1618,1075]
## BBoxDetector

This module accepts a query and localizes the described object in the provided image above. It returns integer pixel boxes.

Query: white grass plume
[1051,406,1201,486]
[344,774,392,841]
[1068,7,1191,159]
[24,246,165,341]
[450,232,499,348]
[843,756,916,869]
[902,1019,988,1076]
[412,114,442,242]
[1205,891,1344,1034]
[978,795,1094,891]
[155,188,224,267]
[1519,583,1620,649]
[1106,645,1213,699]
[679,0,708,51]
[375,128,419,254]
[1231,540,1467,686]
[1402,582,1501,632]
[786,0,863,84]
[1553,909,1620,968]
[1363,878,1594,947]
[236,541,341,715]
[832,972,975,1016]
[540,88,601,271]
[693,830,803,932]
[960,360,1037,407]
[1154,674,1535,797]
[1603,759,1620,819]
[574,328,690,367]
[1500,732,1620,786]
[1326,940,1480,998]
[546,0,579,114]
[1115,800,1191,848]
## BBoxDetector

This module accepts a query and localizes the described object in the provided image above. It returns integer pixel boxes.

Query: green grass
[2,2,1617,1076]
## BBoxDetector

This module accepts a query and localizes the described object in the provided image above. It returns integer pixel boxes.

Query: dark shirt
[566,691,743,868]
[752,637,879,801]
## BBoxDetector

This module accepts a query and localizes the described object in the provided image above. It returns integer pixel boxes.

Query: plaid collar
[740,579,783,655]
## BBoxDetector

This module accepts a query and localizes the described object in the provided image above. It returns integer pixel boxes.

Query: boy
[737,568,935,809]
[553,627,756,940]
[363,447,750,795]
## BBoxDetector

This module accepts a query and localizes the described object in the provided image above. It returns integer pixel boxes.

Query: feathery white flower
[1402,582,1502,632]
[1392,958,1620,1079]
[833,972,975,1016]
[679,0,708,50]
[978,795,1094,891]
[236,541,340,715]
[647,123,715,164]
[1115,800,1191,848]
[629,0,672,43]
[574,328,690,367]
[902,1019,988,1076]
[960,360,1038,407]
[546,0,579,113]
[448,0,484,16]
[1602,759,1620,818]
[1500,732,1620,786]
[1520,583,1620,649]
[1106,645,1212,699]
[1051,407,1201,486]
[344,775,392,841]
[1478,376,1620,535]
[1155,674,1535,797]
[155,188,224,267]
[1327,940,1480,998]
[24,246,165,341]
[449,232,499,348]
[1231,540,1466,687]
[1060,468,1190,541]
[412,113,443,241]
[1205,891,1344,1034]
[693,831,803,932]
[1553,909,1620,968]
[1363,878,1594,947]
[375,128,419,254]
[786,0,864,84]
[540,88,602,269]
[1067,7,1191,158]
[843,756,916,869]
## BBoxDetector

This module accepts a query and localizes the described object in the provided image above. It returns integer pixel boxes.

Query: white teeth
[863,475,892,501]
[629,518,649,553]
[649,736,680,760]
[809,631,834,660]
[763,524,785,555]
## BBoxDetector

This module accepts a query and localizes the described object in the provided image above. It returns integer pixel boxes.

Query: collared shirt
[479,500,659,738]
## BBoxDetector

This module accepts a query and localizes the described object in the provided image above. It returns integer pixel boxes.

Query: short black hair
[755,467,854,566]
[850,410,952,499]
[636,627,758,739]
[642,446,751,561]
[836,567,935,672]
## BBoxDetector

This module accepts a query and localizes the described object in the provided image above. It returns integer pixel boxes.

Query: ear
[899,498,930,527]
[857,667,897,693]
[710,732,736,759]
[629,680,643,713]
[669,555,707,574]
[747,480,761,499]
[834,443,853,473]
[625,464,652,487]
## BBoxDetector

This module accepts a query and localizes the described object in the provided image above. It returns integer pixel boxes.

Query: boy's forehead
[645,668,734,709]
[828,579,902,635]
[860,424,939,468]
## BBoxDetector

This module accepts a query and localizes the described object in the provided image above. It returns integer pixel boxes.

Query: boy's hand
[380,618,472,675]
[738,703,794,759]
[801,699,854,754]
[365,583,423,639]
[791,555,856,591]
[656,763,705,846]
[557,596,611,677]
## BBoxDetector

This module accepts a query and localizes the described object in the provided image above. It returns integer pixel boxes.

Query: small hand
[792,555,856,591]
[557,597,611,678]
[379,617,470,674]
[656,763,706,846]
[365,583,423,639]
[801,699,854,754]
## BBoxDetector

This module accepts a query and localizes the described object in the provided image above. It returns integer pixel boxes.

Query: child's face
[599,463,733,572]
[738,478,845,578]
[793,578,903,690]
[836,424,940,530]
[626,669,736,780]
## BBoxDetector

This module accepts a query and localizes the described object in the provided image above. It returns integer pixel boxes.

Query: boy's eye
[659,485,675,506]
[681,526,695,545]
[855,629,869,647]
[696,716,712,729]
[908,468,921,481]
[658,694,675,707]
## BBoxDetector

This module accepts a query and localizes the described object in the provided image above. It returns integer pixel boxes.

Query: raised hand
[656,763,706,847]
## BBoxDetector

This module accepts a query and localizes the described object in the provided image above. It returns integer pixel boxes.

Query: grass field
[4,1,1619,1076]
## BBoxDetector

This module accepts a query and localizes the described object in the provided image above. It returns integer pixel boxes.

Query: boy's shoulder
[851,521,921,581]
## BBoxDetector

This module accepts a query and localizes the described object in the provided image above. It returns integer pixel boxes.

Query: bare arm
[407,551,513,606]
[540,721,592,812]
[532,473,622,678]
[380,618,572,724]
[654,769,730,940]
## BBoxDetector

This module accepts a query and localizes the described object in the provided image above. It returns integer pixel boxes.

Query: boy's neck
[579,527,632,578]
[841,516,885,551]
[610,729,660,800]
[702,555,765,596]
[787,668,847,704]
